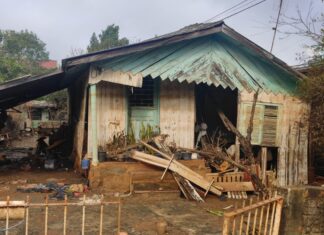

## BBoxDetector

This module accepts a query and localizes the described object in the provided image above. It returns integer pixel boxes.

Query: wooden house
[0,21,309,187]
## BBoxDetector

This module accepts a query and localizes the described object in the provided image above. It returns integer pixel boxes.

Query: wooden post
[235,139,240,172]
[63,195,67,235]
[272,198,283,235]
[261,147,267,185]
[222,216,230,235]
[90,84,98,165]
[5,196,9,235]
[25,196,29,235]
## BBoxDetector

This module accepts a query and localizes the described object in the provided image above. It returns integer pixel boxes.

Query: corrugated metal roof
[94,33,298,94]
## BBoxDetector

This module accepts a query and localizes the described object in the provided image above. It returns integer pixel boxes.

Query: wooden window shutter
[239,104,264,145]
[239,103,280,146]
[262,105,279,146]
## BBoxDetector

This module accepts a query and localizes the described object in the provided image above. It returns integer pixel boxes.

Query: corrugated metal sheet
[94,33,298,94]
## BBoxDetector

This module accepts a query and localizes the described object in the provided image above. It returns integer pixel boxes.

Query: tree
[87,24,129,53]
[279,1,324,162]
[0,29,50,82]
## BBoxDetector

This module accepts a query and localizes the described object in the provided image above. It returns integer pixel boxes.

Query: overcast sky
[0,0,323,65]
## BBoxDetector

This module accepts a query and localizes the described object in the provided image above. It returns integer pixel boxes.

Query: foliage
[0,29,51,82]
[298,62,324,155]
[87,24,129,53]
[45,89,68,120]
[280,1,324,155]
[298,28,324,155]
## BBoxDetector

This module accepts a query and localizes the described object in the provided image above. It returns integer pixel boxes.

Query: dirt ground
[0,170,248,235]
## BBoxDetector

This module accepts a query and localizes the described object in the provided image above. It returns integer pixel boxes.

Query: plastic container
[81,159,90,169]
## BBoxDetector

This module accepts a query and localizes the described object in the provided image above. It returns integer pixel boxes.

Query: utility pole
[270,0,283,53]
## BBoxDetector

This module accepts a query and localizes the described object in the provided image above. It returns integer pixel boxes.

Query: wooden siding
[160,80,195,148]
[87,82,127,157]
[238,91,309,186]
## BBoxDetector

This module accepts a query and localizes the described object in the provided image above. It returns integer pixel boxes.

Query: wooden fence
[222,194,284,235]
[0,195,121,235]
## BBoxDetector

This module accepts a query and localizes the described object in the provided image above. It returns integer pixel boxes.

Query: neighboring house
[10,100,59,130]
[0,21,309,187]
[39,60,58,70]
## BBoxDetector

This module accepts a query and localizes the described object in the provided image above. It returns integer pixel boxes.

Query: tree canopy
[0,29,50,82]
[87,24,129,53]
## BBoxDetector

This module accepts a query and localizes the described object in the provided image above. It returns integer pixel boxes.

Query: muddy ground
[0,170,250,235]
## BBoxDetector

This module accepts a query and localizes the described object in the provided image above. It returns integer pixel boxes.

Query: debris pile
[17,182,88,200]
[106,90,273,201]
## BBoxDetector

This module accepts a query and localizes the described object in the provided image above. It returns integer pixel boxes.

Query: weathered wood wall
[238,90,309,186]
[160,80,195,148]
[87,81,127,156]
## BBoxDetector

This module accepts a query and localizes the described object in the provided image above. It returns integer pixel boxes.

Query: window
[262,105,279,146]
[30,108,42,120]
[239,103,280,146]
[129,78,154,107]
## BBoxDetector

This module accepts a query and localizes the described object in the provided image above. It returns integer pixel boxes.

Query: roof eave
[62,21,224,69]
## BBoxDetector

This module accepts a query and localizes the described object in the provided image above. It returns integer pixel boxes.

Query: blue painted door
[128,78,159,140]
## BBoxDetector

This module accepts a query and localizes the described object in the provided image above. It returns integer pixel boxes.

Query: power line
[205,0,250,23]
[270,0,283,53]
[205,0,266,23]
[221,0,267,21]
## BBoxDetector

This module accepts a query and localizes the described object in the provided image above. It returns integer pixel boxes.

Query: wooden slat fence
[222,194,284,235]
[0,195,121,235]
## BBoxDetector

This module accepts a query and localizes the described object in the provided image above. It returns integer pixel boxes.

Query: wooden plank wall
[239,90,309,186]
[87,81,127,156]
[160,80,195,148]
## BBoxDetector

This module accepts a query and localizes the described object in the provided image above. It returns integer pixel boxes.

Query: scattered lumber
[130,150,222,196]
[143,139,205,202]
[177,147,266,192]
[173,173,204,202]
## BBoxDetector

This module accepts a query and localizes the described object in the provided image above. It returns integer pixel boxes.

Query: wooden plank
[173,173,204,202]
[131,150,222,195]
[205,181,254,192]
[69,72,89,171]
[261,147,267,185]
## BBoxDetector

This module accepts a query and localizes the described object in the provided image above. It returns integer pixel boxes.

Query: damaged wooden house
[0,21,309,192]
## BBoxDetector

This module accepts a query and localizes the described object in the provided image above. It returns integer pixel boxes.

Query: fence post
[117,197,121,234]
[271,198,283,235]
[5,196,9,235]
[25,196,29,235]
[222,216,230,235]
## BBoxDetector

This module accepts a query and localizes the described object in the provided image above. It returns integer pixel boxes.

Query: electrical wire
[205,0,266,23]
[204,0,250,22]
[221,0,267,21]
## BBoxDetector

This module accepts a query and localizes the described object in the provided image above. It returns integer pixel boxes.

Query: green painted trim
[124,86,129,135]
[90,84,98,165]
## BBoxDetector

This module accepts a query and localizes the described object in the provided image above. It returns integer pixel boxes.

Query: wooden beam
[131,150,222,196]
